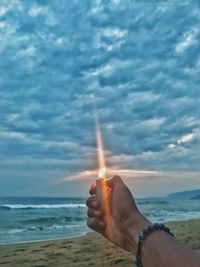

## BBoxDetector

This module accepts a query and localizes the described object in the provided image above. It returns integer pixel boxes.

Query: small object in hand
[96,167,107,212]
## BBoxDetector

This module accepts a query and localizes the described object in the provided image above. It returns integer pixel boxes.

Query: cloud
[168,128,200,149]
[0,0,200,196]
[175,27,199,53]
[16,46,36,57]
[177,133,195,144]
[0,6,8,16]
[28,6,48,17]
[61,168,200,184]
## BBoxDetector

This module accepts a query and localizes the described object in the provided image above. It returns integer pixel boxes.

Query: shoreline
[0,232,88,246]
[0,219,199,267]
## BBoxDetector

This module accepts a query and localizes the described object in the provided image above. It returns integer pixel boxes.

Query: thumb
[106,175,123,188]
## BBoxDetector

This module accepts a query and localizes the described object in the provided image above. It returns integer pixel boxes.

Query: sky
[0,0,200,197]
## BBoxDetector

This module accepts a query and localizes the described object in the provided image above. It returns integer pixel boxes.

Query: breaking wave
[0,204,86,210]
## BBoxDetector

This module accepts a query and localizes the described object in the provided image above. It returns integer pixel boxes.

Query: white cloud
[28,6,48,17]
[16,46,36,57]
[177,133,195,144]
[0,129,80,150]
[85,63,113,77]
[128,91,161,105]
[8,113,20,121]
[175,27,199,53]
[60,168,160,182]
[0,130,26,140]
[112,0,121,4]
[0,6,8,16]
[0,21,6,29]
[182,117,200,128]
[102,27,127,38]
[141,117,166,128]
[169,131,199,149]
[55,38,65,46]
[168,144,176,149]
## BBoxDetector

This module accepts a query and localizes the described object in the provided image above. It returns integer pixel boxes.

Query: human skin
[86,176,200,267]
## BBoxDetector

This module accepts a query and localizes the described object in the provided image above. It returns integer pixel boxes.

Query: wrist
[125,214,151,255]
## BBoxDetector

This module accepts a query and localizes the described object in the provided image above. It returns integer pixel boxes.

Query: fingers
[87,208,102,218]
[89,183,96,195]
[89,176,123,194]
[86,195,105,234]
[87,217,106,233]
[86,196,98,209]
[106,175,123,188]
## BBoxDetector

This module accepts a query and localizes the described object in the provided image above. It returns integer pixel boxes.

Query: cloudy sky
[1,0,200,197]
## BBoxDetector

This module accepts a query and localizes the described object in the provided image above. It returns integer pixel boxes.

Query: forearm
[128,226,200,267]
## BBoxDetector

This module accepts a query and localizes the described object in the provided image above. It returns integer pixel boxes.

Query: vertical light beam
[96,117,106,170]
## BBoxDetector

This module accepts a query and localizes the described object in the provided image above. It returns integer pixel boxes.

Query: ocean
[0,197,199,244]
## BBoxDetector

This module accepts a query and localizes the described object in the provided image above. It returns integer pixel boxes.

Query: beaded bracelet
[135,223,174,267]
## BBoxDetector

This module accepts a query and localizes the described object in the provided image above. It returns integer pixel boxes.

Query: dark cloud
[0,0,200,196]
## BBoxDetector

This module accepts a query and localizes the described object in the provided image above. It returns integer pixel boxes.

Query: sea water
[0,197,199,244]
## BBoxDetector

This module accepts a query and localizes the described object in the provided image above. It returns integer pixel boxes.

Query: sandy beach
[0,219,199,267]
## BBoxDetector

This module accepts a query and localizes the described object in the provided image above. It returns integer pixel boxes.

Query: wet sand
[0,219,199,267]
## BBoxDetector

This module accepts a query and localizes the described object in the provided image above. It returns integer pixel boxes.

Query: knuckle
[86,198,90,206]
[87,208,93,218]
[89,188,94,195]
[113,175,121,180]
[89,184,96,195]
[86,196,93,207]
[87,218,95,229]
[91,183,95,189]
[113,175,121,183]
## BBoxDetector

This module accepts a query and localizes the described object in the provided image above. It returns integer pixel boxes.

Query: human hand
[86,176,150,254]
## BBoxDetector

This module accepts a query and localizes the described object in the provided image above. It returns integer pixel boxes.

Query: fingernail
[92,201,98,208]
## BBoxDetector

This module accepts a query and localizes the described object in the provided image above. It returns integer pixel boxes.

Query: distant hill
[167,189,200,200]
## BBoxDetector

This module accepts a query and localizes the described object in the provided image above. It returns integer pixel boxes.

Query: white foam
[1,204,86,209]
[147,210,200,223]
[0,229,25,234]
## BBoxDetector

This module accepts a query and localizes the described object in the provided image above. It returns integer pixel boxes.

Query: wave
[0,229,26,234]
[145,210,200,222]
[137,200,169,205]
[0,204,86,210]
[0,224,84,235]
[0,206,11,210]
[23,216,86,224]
